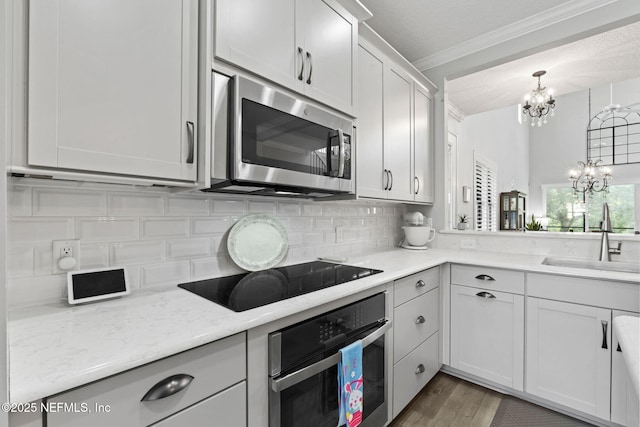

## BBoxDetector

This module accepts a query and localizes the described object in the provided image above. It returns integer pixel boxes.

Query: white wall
[457,105,530,222]
[529,77,640,217]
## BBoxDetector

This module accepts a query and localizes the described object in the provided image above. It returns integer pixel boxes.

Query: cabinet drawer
[47,333,246,427]
[394,287,439,362]
[451,264,524,295]
[394,267,439,307]
[153,381,246,427]
[392,331,439,418]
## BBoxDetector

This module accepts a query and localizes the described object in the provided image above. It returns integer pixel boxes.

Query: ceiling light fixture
[521,70,556,126]
[569,159,611,195]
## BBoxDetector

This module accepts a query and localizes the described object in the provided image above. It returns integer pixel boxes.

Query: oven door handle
[270,319,391,393]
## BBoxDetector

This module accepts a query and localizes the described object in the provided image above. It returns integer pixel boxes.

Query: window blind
[474,158,497,231]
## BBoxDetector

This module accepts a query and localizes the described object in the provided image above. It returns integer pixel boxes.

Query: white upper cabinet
[215,0,356,114]
[28,0,199,182]
[383,66,413,201]
[356,36,434,204]
[413,84,434,203]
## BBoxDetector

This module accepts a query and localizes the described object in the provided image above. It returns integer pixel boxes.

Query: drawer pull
[415,364,425,375]
[601,320,608,350]
[415,280,426,288]
[476,291,496,299]
[415,315,426,324]
[475,274,495,281]
[141,374,194,402]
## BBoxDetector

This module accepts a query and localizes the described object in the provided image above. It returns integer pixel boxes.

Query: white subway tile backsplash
[314,218,333,230]
[167,237,211,259]
[111,241,165,265]
[248,201,276,214]
[33,188,107,216]
[277,202,301,216]
[34,243,54,276]
[141,218,189,239]
[9,218,74,243]
[192,217,238,235]
[8,185,31,216]
[8,245,34,278]
[211,200,246,214]
[141,261,190,288]
[6,180,405,307]
[302,204,323,216]
[166,196,210,216]
[108,192,164,216]
[79,244,110,269]
[76,217,139,241]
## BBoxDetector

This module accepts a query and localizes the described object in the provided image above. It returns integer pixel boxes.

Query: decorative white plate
[227,214,288,271]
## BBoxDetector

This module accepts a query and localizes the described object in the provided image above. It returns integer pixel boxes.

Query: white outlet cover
[52,240,80,274]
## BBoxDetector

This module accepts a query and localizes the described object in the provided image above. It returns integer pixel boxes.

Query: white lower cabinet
[612,310,640,426]
[152,382,246,427]
[46,333,246,427]
[526,298,611,420]
[392,267,441,417]
[450,285,524,390]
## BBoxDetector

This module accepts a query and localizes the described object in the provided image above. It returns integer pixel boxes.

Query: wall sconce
[462,186,471,203]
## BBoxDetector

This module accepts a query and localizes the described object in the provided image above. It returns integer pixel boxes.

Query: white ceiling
[359,0,640,116]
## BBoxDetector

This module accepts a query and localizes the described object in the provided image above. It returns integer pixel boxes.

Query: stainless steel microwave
[208,72,354,198]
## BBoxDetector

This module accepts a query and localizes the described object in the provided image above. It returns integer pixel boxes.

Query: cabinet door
[28,0,198,182]
[215,0,300,92]
[612,310,639,426]
[413,84,433,203]
[526,298,611,419]
[450,285,524,390]
[383,66,413,201]
[153,382,246,427]
[302,0,355,114]
[356,45,387,199]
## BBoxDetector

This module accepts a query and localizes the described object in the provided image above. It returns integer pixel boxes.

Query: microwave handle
[270,319,391,393]
[337,128,345,178]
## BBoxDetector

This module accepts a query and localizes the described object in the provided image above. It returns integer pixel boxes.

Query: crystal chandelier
[569,159,611,195]
[521,70,556,126]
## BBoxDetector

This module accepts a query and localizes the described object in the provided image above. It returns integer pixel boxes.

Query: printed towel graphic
[338,340,363,427]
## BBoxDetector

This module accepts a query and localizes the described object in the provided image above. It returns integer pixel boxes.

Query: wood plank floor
[389,372,503,427]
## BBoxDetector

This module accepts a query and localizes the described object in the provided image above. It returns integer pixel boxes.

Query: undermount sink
[542,256,640,274]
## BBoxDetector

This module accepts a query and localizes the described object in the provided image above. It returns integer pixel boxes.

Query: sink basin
[542,257,640,274]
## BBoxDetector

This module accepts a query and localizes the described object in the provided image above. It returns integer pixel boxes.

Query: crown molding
[447,103,466,122]
[412,0,619,72]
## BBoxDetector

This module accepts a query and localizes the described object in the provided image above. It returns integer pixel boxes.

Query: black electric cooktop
[178,261,383,312]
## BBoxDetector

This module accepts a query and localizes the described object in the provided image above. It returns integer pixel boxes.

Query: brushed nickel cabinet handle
[141,374,194,401]
[383,169,389,190]
[476,291,496,299]
[601,320,608,349]
[388,170,393,191]
[306,51,313,84]
[186,121,195,164]
[414,176,420,195]
[415,315,426,324]
[297,47,304,81]
[475,274,495,281]
[415,280,426,288]
[415,364,425,375]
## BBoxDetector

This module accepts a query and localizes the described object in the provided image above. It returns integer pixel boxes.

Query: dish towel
[338,340,364,427]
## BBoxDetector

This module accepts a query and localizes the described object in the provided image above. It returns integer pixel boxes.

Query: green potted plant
[525,214,543,231]
[457,214,469,230]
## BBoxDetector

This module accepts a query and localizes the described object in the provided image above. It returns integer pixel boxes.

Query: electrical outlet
[460,239,477,249]
[335,226,345,243]
[52,240,80,274]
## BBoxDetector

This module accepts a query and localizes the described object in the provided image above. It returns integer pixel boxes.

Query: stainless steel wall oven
[268,293,389,427]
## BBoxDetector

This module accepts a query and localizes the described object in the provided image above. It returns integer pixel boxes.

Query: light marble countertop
[9,248,639,403]
[613,316,640,399]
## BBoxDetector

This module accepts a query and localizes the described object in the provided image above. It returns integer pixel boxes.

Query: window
[543,184,636,233]
[474,154,497,231]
